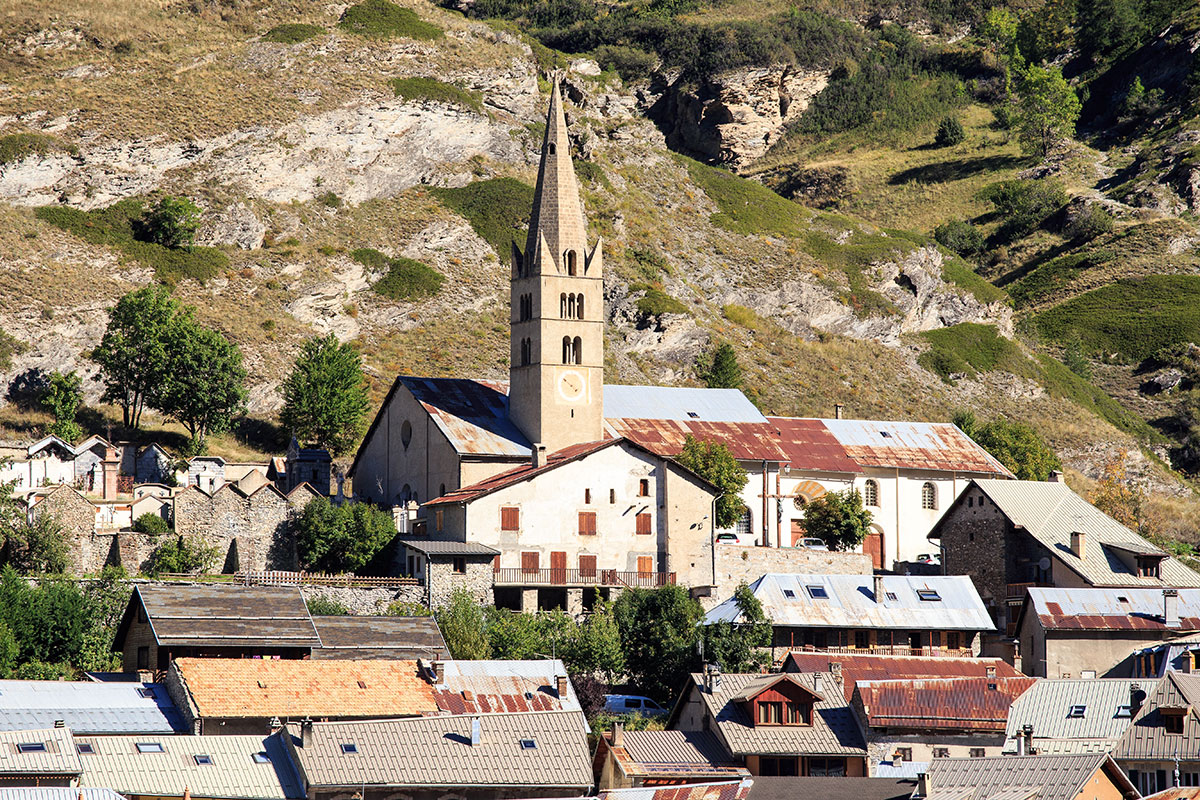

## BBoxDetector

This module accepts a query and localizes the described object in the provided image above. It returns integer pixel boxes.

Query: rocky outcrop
[652,65,829,168]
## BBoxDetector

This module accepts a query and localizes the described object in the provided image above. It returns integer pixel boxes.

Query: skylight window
[886,592,898,601]
[916,589,941,602]
[194,755,213,766]
[1067,705,1086,718]
[136,743,165,754]
[17,743,47,753]
[1116,705,1132,718]
[77,744,95,755]
[340,743,358,754]
[520,739,537,750]
[137,688,155,699]
[783,589,796,599]
[880,431,892,437]
[806,585,828,599]
[686,411,699,419]
[1118,596,1130,604]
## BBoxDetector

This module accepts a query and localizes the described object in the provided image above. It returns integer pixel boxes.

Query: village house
[1003,678,1150,755]
[849,676,1035,773]
[1112,671,1200,795]
[912,753,1137,800]
[0,680,186,735]
[930,478,1200,636]
[1015,587,1200,678]
[280,712,593,800]
[703,574,993,662]
[670,670,868,777]
[279,439,332,497]
[782,652,1025,702]
[1129,632,1200,678]
[593,728,749,789]
[0,728,82,788]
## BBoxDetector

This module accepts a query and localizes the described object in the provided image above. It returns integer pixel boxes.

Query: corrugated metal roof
[873,760,929,779]
[604,386,767,423]
[286,711,592,789]
[0,680,186,735]
[1026,587,1200,631]
[1145,790,1200,800]
[1003,678,1147,754]
[1113,671,1200,761]
[689,672,866,757]
[597,778,754,800]
[426,439,618,504]
[310,617,449,660]
[396,538,501,556]
[619,731,738,767]
[748,776,916,800]
[78,733,301,800]
[961,480,1200,588]
[435,659,586,720]
[604,418,789,462]
[400,377,532,458]
[771,418,863,474]
[855,677,1035,732]
[784,653,1022,702]
[922,753,1130,800]
[0,790,125,800]
[0,728,81,777]
[703,574,994,632]
[126,585,320,649]
[816,420,1013,476]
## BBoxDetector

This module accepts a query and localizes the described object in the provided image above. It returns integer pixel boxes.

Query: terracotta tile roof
[783,653,1022,702]
[171,658,438,719]
[853,676,1036,732]
[433,659,585,717]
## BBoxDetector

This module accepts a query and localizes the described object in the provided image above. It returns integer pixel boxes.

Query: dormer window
[1162,707,1187,734]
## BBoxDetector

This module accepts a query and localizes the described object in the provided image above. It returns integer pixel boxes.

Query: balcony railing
[493,568,675,588]
[786,645,975,658]
[1007,582,1047,600]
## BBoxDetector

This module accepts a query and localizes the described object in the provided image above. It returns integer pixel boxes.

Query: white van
[603,694,668,717]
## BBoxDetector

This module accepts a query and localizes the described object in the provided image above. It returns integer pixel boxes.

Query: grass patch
[722,303,768,331]
[339,0,441,39]
[917,322,1034,383]
[681,155,810,238]
[373,257,444,301]
[1034,354,1157,439]
[632,284,689,317]
[430,178,534,265]
[0,330,28,371]
[34,199,228,282]
[390,77,483,113]
[574,159,610,188]
[317,191,342,208]
[261,23,325,43]
[1007,250,1118,308]
[1034,275,1200,362]
[0,133,76,164]
[350,247,391,269]
[940,254,1008,305]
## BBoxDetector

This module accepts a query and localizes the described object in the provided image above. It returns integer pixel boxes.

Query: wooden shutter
[521,551,539,573]
[636,556,653,574]
[492,555,500,573]
[578,511,597,535]
[579,555,597,577]
[551,551,567,585]
[501,506,520,531]
[636,512,651,535]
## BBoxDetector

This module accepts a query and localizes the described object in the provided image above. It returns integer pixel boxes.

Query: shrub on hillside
[977,179,1068,240]
[634,286,688,317]
[373,257,445,301]
[390,77,483,112]
[933,220,984,257]
[0,133,76,165]
[131,513,170,535]
[262,23,326,43]
[1063,203,1114,243]
[591,44,657,82]
[430,178,535,264]
[339,0,442,39]
[934,116,965,147]
[139,196,202,249]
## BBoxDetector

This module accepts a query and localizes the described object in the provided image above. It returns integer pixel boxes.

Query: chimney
[531,444,547,468]
[300,718,313,748]
[612,720,625,749]
[834,404,845,420]
[269,716,282,733]
[183,788,191,800]
[918,772,931,798]
[986,665,997,679]
[433,660,445,683]
[1165,588,1181,628]
[891,750,903,768]
[874,574,885,604]
[1131,683,1144,714]
[470,717,482,746]
[1047,470,1064,483]
[1071,531,1086,559]
[704,663,722,693]
[1022,724,1034,755]
[829,661,843,681]
[556,675,568,697]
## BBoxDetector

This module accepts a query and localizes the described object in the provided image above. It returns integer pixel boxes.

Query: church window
[863,480,879,507]
[400,420,412,450]
[400,484,411,503]
[548,142,556,155]
[562,336,573,364]
[566,250,577,276]
[572,336,582,365]
[576,293,584,318]
[568,294,576,318]
[439,483,446,497]
[520,338,531,366]
[636,512,651,535]
[921,482,937,510]
[560,293,567,318]
[735,509,752,537]
[501,506,520,531]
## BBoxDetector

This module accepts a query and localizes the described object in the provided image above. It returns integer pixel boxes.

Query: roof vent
[470,718,482,746]
[1165,588,1181,628]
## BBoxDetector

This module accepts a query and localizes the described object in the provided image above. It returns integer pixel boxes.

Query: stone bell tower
[509,79,604,454]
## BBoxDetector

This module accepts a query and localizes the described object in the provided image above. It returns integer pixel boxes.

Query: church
[349,81,1010,608]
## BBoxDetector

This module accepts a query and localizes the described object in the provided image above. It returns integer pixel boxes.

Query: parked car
[916,553,942,565]
[716,532,756,545]
[603,694,668,717]
[795,538,828,551]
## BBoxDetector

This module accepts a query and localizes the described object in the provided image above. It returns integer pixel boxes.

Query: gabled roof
[1113,671,1200,760]
[77,733,302,800]
[284,712,593,790]
[920,753,1135,800]
[728,673,824,705]
[433,659,586,718]
[783,653,1022,703]
[788,418,1013,476]
[310,616,450,661]
[1020,587,1200,632]
[684,671,866,757]
[0,680,186,735]
[113,584,321,652]
[597,730,747,783]
[0,727,81,777]
[854,676,1035,732]
[703,574,994,632]
[1004,678,1149,754]
[935,479,1200,588]
[170,658,438,720]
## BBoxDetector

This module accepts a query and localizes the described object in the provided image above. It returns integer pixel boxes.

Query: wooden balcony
[1007,582,1048,600]
[493,567,675,588]
[788,645,976,658]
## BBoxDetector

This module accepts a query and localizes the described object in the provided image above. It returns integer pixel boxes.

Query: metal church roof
[704,574,994,632]
[399,377,531,458]
[816,419,1013,475]
[603,385,767,423]
[0,680,186,734]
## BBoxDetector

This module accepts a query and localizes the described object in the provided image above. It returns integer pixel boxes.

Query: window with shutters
[609,488,616,504]
[584,488,591,504]
[500,506,520,531]
[637,556,653,574]
[435,509,444,531]
[636,512,651,535]
[521,552,539,574]
[579,555,597,577]
[638,478,650,497]
[578,511,597,536]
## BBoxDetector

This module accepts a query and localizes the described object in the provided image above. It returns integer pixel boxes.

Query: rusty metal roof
[815,419,1013,475]
[854,677,1035,732]
[1024,587,1200,631]
[605,417,790,461]
[435,659,587,720]
[402,377,531,457]
[783,653,1022,702]
[770,418,862,474]
[426,439,616,504]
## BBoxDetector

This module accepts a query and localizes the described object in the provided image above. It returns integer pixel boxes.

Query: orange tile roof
[173,658,438,719]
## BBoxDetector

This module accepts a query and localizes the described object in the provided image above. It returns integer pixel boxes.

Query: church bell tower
[509,80,604,454]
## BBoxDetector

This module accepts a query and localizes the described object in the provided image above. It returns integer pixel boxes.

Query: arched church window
[400,483,411,502]
[563,336,573,365]
[548,142,556,154]
[520,338,531,366]
[400,421,412,450]
[572,336,582,365]
[921,482,937,510]
[560,293,567,318]
[576,293,584,319]
[864,479,879,507]
[566,250,577,276]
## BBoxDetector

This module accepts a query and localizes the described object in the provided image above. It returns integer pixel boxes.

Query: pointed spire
[523,78,587,273]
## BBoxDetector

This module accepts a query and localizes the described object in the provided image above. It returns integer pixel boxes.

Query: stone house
[282,438,332,496]
[187,456,227,493]
[172,482,316,573]
[135,444,173,485]
[397,538,498,609]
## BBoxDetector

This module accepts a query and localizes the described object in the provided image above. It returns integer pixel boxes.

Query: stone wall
[173,485,313,572]
[301,584,425,615]
[34,485,100,573]
[427,558,493,609]
[711,544,871,604]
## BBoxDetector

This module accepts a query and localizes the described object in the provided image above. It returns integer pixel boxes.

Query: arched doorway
[863,524,885,570]
[789,481,827,546]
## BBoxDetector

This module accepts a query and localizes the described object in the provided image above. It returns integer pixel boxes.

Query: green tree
[0,568,86,667]
[1,510,69,575]
[1076,0,1147,61]
[702,582,770,673]
[145,535,219,576]
[697,342,743,389]
[92,286,183,429]
[1063,332,1093,380]
[980,8,1018,55]
[157,320,247,454]
[486,607,555,660]
[613,584,701,704]
[675,435,748,529]
[1014,65,1081,158]
[800,489,872,551]
[934,220,984,257]
[280,334,370,457]
[957,415,1061,481]
[934,116,965,147]
[295,498,397,574]
[0,619,17,677]
[76,566,130,673]
[131,513,170,534]
[436,588,491,659]
[564,598,625,682]
[141,196,202,249]
[40,370,83,443]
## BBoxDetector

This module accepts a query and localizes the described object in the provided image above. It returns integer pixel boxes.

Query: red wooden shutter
[636,512,651,535]
[521,551,539,573]
[636,556,653,574]
[492,555,500,573]
[501,506,520,531]
[578,511,597,535]
[579,555,597,577]
[551,551,567,585]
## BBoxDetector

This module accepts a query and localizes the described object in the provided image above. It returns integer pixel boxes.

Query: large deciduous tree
[157,321,247,455]
[92,286,182,429]
[801,488,872,552]
[436,588,491,659]
[613,584,702,704]
[675,435,748,529]
[955,412,1061,481]
[40,371,84,443]
[1015,65,1081,158]
[295,497,397,574]
[702,582,771,673]
[280,334,370,457]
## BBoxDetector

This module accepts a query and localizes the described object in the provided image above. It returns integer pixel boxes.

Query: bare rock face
[196,202,267,250]
[655,65,829,167]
